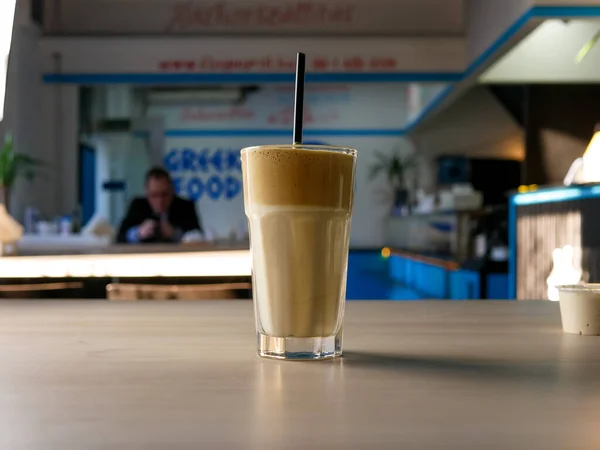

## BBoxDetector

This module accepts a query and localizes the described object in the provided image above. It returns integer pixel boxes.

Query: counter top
[1,247,382,279]
[16,240,250,256]
[0,248,252,278]
[1,300,599,449]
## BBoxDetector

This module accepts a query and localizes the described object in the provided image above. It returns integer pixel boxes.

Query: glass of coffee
[241,144,357,360]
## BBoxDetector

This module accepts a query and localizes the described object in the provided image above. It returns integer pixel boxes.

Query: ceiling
[45,0,466,36]
[481,19,600,83]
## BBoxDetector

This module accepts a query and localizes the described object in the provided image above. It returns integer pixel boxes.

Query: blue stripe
[42,72,462,84]
[463,9,534,79]
[532,5,600,17]
[512,185,600,206]
[134,128,404,138]
[403,85,453,132]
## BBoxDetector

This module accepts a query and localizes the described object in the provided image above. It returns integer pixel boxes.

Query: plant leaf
[368,163,385,181]
[0,133,45,187]
[367,146,418,186]
[576,28,600,63]
[372,150,388,166]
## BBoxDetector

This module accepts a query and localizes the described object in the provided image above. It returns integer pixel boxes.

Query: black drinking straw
[293,52,306,145]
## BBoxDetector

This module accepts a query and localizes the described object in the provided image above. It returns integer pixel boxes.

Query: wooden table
[1,300,600,449]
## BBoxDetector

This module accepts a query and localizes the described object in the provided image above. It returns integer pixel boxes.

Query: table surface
[1,300,600,450]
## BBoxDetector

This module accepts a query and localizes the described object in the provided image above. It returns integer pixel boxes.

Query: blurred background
[1,0,600,301]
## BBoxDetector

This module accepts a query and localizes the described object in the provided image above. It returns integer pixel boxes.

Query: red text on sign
[167,1,355,31]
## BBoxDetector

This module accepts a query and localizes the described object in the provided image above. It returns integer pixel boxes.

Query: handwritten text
[167,1,355,31]
[181,106,255,122]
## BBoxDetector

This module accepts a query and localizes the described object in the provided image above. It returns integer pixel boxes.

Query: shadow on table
[342,351,560,384]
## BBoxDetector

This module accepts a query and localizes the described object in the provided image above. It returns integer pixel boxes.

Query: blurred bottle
[60,215,72,236]
[71,204,82,233]
[24,207,40,234]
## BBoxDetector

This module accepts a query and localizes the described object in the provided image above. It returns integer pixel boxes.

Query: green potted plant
[368,148,418,208]
[0,133,43,212]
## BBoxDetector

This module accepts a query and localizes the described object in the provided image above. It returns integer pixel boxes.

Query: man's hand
[160,220,175,240]
[137,219,156,240]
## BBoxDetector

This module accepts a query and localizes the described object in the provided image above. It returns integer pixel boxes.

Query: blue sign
[164,148,242,202]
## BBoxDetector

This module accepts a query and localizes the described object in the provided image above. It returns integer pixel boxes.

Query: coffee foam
[241,147,355,210]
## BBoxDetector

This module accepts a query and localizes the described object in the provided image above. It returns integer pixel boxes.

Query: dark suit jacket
[117,196,202,243]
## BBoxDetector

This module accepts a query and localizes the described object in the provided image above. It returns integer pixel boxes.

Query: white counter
[2,241,251,278]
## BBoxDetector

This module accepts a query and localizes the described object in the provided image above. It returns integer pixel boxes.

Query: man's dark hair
[145,166,172,185]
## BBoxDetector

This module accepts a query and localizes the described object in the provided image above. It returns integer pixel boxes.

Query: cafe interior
[3,1,600,302]
[6,1,600,448]
[0,0,600,301]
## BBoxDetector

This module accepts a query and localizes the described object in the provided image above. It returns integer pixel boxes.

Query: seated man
[117,167,202,243]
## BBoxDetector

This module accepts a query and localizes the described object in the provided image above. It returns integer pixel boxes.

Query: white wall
[10,80,79,221]
[1,0,82,221]
[410,87,524,190]
[0,1,17,124]
[148,83,415,247]
[39,36,466,75]
[3,23,51,220]
[1,1,41,217]
[152,84,409,130]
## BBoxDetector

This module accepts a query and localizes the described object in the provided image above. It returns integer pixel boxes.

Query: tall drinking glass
[241,145,357,360]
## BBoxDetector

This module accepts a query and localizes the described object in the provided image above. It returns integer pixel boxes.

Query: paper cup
[557,284,600,335]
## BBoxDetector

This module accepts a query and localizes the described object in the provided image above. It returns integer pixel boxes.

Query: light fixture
[0,0,16,122]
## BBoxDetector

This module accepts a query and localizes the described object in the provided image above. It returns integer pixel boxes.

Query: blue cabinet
[389,255,447,298]
[449,270,481,300]
[389,254,506,300]
[348,251,507,300]
[346,252,391,300]
[416,262,447,298]
[389,255,406,284]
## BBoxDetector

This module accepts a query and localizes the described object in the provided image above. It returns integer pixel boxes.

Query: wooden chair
[106,282,251,301]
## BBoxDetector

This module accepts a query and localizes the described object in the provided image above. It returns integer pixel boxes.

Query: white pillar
[0,0,16,123]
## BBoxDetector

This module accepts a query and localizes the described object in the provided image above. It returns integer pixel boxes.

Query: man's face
[146,176,174,215]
